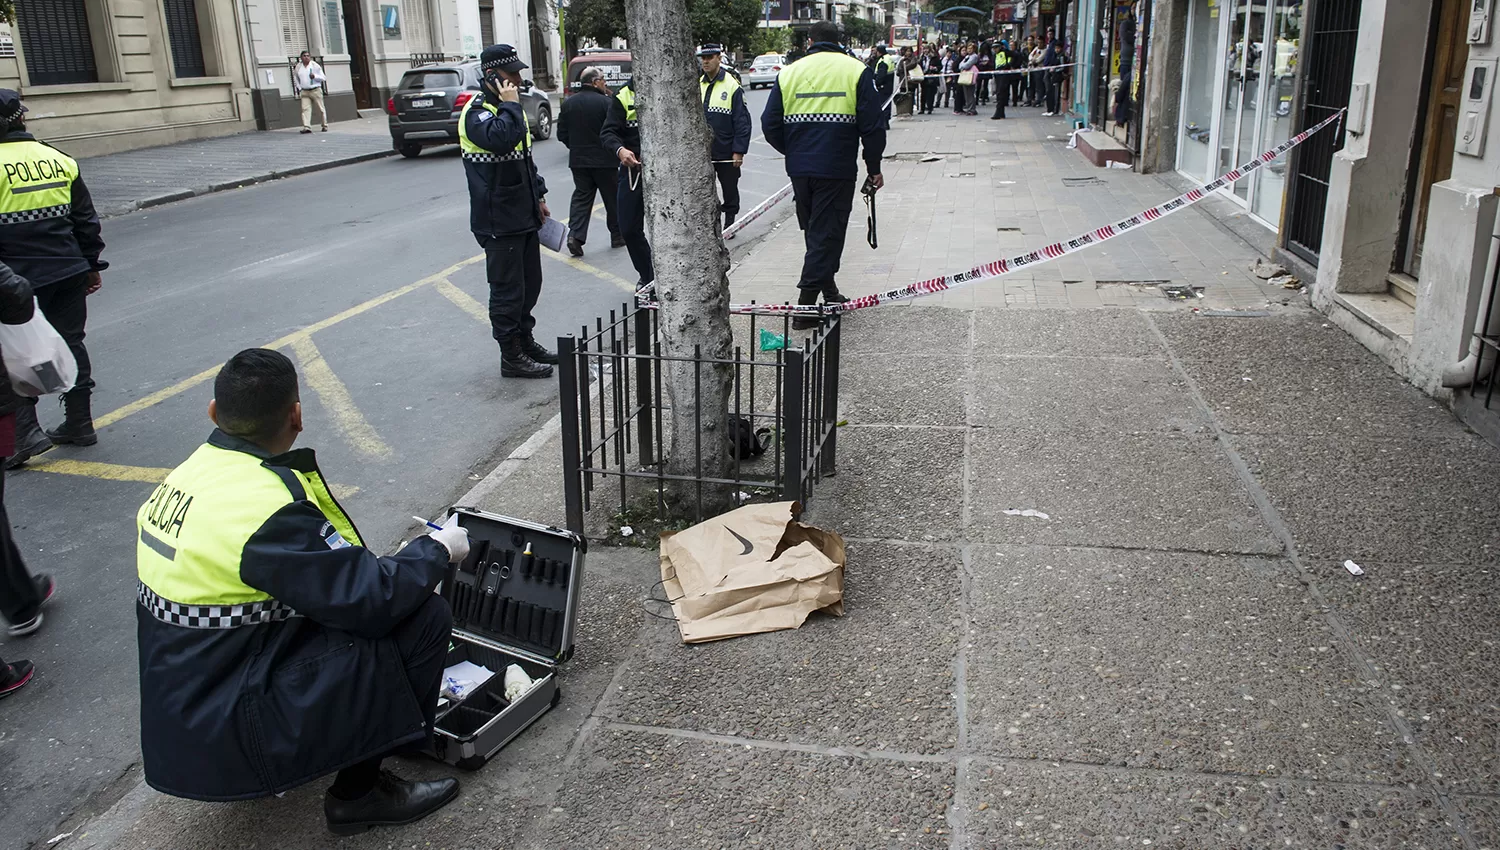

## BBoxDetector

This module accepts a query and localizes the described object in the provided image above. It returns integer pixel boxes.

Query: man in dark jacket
[0,91,107,469]
[461,44,553,379]
[136,348,471,834]
[762,21,886,328]
[0,260,57,699]
[697,44,752,232]
[557,67,623,257]
[599,80,654,288]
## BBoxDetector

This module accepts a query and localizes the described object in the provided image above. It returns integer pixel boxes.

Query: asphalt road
[0,89,788,849]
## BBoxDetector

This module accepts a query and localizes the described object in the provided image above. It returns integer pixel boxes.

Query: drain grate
[886,151,959,161]
[1062,176,1104,186]
[949,172,977,178]
[996,226,1022,232]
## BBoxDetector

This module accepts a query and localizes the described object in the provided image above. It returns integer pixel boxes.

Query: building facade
[4,0,256,157]
[1139,0,1500,437]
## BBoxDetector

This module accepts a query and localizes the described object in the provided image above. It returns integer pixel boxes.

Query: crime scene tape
[722,181,794,240]
[884,64,1079,111]
[637,107,1345,316]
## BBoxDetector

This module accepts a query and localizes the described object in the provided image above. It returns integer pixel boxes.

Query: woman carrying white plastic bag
[0,260,59,699]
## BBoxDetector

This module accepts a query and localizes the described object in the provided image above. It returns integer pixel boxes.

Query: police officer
[461,44,554,379]
[599,79,654,288]
[697,44,751,232]
[990,39,1013,120]
[871,42,896,125]
[0,90,107,468]
[762,21,887,329]
[136,348,471,833]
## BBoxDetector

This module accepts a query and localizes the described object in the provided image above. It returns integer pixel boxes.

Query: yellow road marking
[289,336,394,461]
[546,253,636,292]
[25,458,358,498]
[433,278,489,324]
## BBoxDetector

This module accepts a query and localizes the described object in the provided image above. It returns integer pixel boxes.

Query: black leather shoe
[324,770,459,836]
[501,340,554,379]
[611,234,626,249]
[567,237,584,257]
[523,335,559,365]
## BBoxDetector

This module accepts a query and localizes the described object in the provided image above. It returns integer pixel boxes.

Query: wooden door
[342,0,373,109]
[1408,0,1469,278]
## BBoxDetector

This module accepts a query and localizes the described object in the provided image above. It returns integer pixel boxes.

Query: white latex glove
[429,514,470,563]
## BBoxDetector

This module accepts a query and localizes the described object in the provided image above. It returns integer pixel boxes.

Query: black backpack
[727,416,772,460]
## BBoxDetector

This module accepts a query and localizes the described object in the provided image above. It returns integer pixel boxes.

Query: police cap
[0,90,26,124]
[696,43,724,57]
[480,44,528,74]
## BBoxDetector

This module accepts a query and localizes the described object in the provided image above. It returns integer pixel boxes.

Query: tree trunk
[621,0,735,518]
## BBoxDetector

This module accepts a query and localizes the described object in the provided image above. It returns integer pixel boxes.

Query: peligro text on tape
[674,107,1344,317]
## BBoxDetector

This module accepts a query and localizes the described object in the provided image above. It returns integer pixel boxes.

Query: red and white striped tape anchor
[710,107,1347,317]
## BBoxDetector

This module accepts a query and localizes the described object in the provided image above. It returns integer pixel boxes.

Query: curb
[100,148,397,218]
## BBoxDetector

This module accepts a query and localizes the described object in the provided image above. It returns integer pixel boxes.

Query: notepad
[538,216,568,253]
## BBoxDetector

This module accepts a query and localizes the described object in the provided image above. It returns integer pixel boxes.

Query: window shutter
[18,0,100,86]
[479,5,495,48]
[163,0,207,78]
[403,0,431,53]
[280,0,309,56]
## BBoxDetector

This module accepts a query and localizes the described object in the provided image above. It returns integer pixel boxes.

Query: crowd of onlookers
[881,32,1072,119]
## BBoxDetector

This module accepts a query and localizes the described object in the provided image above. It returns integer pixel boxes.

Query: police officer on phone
[460,44,554,379]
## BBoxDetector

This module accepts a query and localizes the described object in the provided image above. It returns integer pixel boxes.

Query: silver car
[388,61,553,159]
[744,54,785,90]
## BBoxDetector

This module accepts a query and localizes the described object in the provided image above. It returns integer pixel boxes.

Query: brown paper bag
[660,501,846,644]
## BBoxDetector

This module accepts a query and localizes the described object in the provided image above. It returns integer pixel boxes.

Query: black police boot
[723,212,737,231]
[5,406,52,470]
[324,770,459,836]
[46,391,97,447]
[500,338,553,379]
[821,283,850,305]
[523,333,559,365]
[791,288,822,331]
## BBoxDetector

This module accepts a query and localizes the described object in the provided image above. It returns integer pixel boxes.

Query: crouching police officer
[697,44,751,232]
[0,90,107,468]
[135,349,472,834]
[462,44,554,379]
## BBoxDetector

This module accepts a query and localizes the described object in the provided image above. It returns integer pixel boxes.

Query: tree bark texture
[622,0,735,517]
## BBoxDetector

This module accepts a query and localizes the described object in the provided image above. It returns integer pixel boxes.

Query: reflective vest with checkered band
[700,70,742,117]
[136,443,361,615]
[458,97,532,161]
[616,85,638,127]
[0,140,77,225]
[777,50,863,125]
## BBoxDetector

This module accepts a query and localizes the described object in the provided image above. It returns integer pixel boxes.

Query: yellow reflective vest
[0,134,106,286]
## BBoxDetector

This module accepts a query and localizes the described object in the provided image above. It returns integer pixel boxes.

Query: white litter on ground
[1343,559,1365,576]
[1002,509,1051,520]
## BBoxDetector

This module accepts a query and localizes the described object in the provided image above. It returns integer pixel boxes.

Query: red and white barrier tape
[722,181,793,240]
[672,107,1344,317]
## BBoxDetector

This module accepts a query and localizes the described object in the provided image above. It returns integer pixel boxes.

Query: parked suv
[388,61,552,159]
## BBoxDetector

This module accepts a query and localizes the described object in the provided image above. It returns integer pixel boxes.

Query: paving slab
[839,355,968,427]
[964,760,1459,849]
[1455,794,1500,850]
[970,356,1208,434]
[1236,434,1500,564]
[607,541,960,754]
[539,729,955,849]
[1321,563,1500,794]
[804,427,965,542]
[1178,356,1449,436]
[1152,311,1377,364]
[967,429,1282,555]
[837,307,972,358]
[963,545,1415,784]
[972,307,1163,358]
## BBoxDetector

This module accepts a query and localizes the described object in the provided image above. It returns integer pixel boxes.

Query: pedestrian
[1008,39,1026,105]
[976,42,994,106]
[0,259,57,700]
[557,67,623,257]
[0,90,107,470]
[1028,37,1045,106]
[295,51,329,134]
[135,348,471,833]
[940,46,957,110]
[697,44,751,232]
[460,44,555,379]
[1042,37,1063,115]
[761,20,886,330]
[599,80,655,290]
[957,43,979,115]
[920,45,942,114]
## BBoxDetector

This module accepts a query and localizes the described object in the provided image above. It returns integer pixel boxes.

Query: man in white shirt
[295,51,328,134]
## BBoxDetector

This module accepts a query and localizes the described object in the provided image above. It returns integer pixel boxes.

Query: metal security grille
[1283,0,1360,263]
[280,0,309,55]
[164,0,207,78]
[18,0,99,86]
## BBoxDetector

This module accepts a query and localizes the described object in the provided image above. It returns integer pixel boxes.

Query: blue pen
[413,516,445,532]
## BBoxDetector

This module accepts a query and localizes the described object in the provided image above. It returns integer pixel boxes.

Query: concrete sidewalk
[58,109,1500,850]
[74,113,395,218]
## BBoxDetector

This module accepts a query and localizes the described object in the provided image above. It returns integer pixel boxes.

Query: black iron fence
[556,302,841,533]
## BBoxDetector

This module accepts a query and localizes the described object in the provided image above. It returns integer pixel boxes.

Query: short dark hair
[214,348,299,442]
[809,21,842,45]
